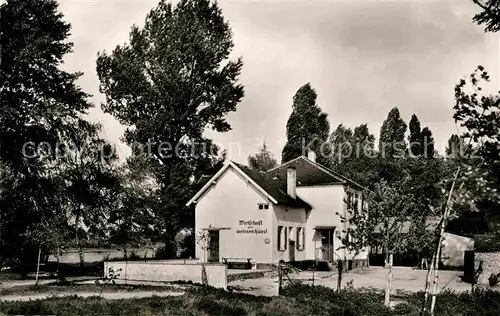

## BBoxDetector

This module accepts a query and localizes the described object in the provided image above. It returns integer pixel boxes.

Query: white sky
[57,0,500,164]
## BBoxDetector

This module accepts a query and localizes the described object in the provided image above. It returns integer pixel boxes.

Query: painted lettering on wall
[236,220,267,234]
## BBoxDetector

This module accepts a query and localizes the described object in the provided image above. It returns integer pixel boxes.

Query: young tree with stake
[339,180,417,306]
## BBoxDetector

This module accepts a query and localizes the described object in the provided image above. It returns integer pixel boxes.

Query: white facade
[188,158,369,267]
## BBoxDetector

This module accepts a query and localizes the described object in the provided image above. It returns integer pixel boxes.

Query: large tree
[328,124,354,166]
[408,114,422,157]
[0,0,101,274]
[421,127,435,158]
[327,123,377,188]
[248,142,277,172]
[96,0,244,247]
[281,83,330,164]
[379,107,407,158]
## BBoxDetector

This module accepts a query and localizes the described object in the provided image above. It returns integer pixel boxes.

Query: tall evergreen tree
[328,124,354,166]
[248,142,277,172]
[96,0,244,246]
[420,127,435,158]
[327,123,377,188]
[446,134,461,158]
[281,83,330,164]
[353,124,376,154]
[408,114,422,157]
[379,107,407,158]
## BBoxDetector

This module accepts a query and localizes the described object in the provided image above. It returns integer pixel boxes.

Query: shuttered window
[278,226,287,251]
[296,227,305,251]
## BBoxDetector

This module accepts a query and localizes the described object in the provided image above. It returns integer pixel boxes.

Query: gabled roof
[232,162,311,208]
[186,161,311,208]
[374,216,441,234]
[474,234,500,252]
[268,156,369,191]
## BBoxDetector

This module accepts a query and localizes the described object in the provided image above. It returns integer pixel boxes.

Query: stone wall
[474,251,500,285]
[104,261,227,289]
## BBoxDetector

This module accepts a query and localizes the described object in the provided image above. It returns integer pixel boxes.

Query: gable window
[258,203,269,210]
[296,227,305,251]
[278,226,287,251]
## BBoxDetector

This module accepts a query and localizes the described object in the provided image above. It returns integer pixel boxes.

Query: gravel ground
[229,267,471,297]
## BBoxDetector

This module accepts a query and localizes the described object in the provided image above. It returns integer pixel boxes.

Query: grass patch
[0,282,184,296]
[0,272,22,281]
[1,284,500,315]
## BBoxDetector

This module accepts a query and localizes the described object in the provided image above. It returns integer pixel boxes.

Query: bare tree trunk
[35,247,41,285]
[421,250,436,315]
[384,253,393,307]
[426,167,460,316]
[430,241,444,315]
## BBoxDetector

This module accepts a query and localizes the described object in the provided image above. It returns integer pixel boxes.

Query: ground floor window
[278,226,287,251]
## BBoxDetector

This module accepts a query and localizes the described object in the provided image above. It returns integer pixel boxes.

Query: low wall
[475,251,500,285]
[104,261,227,289]
[48,248,158,264]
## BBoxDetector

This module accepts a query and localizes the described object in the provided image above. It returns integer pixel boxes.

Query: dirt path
[0,291,185,302]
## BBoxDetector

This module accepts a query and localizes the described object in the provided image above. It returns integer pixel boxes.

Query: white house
[186,152,369,270]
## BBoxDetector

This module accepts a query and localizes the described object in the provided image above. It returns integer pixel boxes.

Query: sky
[57,0,499,165]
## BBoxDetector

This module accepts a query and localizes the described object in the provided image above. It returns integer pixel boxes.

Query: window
[296,227,305,251]
[278,226,287,251]
[346,192,353,210]
[354,193,359,212]
[258,203,269,210]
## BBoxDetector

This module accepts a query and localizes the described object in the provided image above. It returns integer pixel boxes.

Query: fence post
[278,260,283,295]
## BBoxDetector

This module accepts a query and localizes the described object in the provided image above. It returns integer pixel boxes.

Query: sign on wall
[236,220,267,234]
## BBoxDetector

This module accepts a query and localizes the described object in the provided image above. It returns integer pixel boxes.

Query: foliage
[488,273,500,287]
[408,114,423,157]
[450,66,500,219]
[248,142,278,172]
[99,267,122,296]
[281,83,330,164]
[175,229,195,258]
[327,123,378,188]
[96,0,243,243]
[379,107,407,158]
[401,289,500,316]
[1,285,500,316]
[340,180,417,256]
[472,0,500,33]
[0,0,120,274]
[107,166,157,252]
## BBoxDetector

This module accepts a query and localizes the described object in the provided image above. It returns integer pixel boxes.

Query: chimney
[308,150,316,163]
[287,166,296,199]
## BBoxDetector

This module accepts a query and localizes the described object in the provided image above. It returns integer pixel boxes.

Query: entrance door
[289,240,295,262]
[320,229,335,262]
[207,230,219,262]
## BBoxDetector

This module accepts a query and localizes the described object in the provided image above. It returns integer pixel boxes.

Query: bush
[2,284,500,315]
[488,273,500,287]
[280,283,392,316]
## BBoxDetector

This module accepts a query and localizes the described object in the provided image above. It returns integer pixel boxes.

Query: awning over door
[314,226,336,230]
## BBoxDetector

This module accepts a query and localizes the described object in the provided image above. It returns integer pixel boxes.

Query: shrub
[281,283,392,316]
[488,273,500,287]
